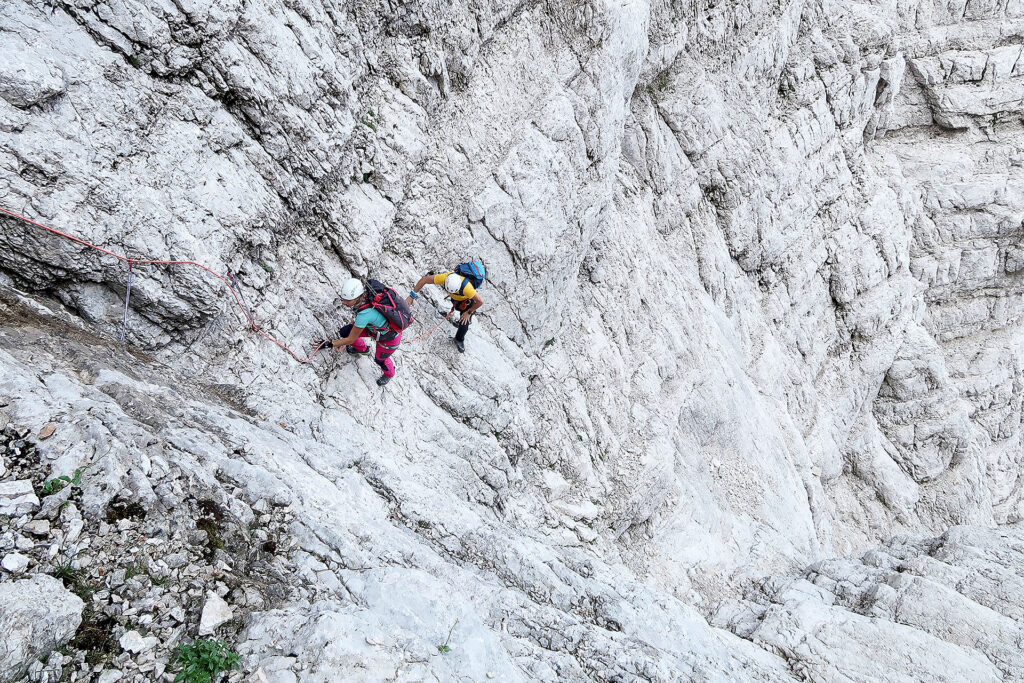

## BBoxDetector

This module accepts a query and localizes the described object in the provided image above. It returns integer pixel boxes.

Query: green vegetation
[41,468,82,496]
[360,108,382,132]
[436,619,459,654]
[171,639,240,683]
[50,560,86,588]
[50,558,94,601]
[125,554,149,580]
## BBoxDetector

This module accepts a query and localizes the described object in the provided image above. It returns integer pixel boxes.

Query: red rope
[0,206,449,362]
[404,309,452,343]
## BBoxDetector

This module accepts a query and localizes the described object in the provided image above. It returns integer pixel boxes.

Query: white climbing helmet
[444,273,465,294]
[340,278,364,301]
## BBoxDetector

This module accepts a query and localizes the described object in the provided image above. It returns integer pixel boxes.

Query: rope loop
[0,207,451,363]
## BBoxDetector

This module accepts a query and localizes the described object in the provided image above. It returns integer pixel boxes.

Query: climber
[329,278,412,387]
[405,261,485,353]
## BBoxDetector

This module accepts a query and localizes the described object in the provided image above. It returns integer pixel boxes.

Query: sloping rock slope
[1,0,1022,680]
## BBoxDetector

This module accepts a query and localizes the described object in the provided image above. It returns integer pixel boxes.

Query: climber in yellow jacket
[406,264,485,353]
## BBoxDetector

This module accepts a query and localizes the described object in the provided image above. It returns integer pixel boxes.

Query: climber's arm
[406,275,434,305]
[332,326,365,349]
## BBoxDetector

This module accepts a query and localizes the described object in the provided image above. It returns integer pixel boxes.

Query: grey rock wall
[0,0,1022,679]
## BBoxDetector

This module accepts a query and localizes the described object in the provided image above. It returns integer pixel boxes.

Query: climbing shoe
[376,375,392,387]
[346,346,370,356]
[455,338,465,353]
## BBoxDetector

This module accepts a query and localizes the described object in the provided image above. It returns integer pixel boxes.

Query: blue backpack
[454,261,486,289]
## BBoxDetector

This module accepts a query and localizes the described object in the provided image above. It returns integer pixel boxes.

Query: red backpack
[360,279,413,333]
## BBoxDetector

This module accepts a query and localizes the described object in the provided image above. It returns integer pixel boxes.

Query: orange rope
[0,206,449,362]
[404,309,452,343]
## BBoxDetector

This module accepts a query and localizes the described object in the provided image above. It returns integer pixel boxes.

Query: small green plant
[360,108,384,132]
[50,560,85,586]
[41,469,82,496]
[436,619,459,654]
[171,639,240,683]
[125,554,149,580]
[50,559,94,601]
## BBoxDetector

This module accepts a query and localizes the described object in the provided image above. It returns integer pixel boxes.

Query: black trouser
[454,299,473,342]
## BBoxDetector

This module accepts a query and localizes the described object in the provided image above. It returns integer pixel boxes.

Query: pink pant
[340,324,401,377]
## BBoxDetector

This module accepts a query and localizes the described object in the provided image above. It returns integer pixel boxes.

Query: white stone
[0,480,39,516]
[540,470,570,501]
[198,590,233,636]
[1,553,30,573]
[23,519,50,536]
[118,630,158,654]
[65,518,85,543]
[96,670,124,683]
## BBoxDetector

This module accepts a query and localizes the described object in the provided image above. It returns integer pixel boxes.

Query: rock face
[715,525,1024,681]
[0,575,84,681]
[0,480,39,517]
[0,0,1021,680]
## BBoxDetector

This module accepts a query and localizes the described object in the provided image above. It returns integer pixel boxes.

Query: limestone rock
[715,526,1024,681]
[0,0,1021,678]
[0,480,39,516]
[198,590,234,636]
[118,630,158,654]
[0,575,84,681]
[23,519,50,536]
[1,553,30,574]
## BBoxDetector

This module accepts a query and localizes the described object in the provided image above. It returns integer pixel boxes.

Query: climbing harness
[0,207,453,362]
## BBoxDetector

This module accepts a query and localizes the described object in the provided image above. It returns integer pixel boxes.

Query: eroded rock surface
[0,575,84,681]
[0,0,1022,679]
[715,525,1024,682]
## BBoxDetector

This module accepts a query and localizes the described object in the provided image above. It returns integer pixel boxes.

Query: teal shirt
[354,307,389,336]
